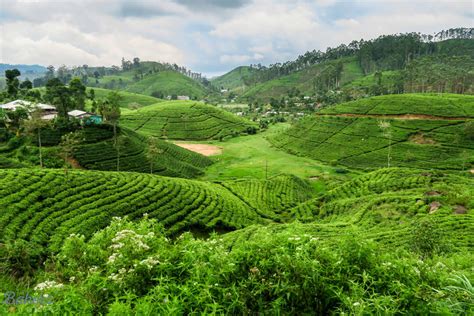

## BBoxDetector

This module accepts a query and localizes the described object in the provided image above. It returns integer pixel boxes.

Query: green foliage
[410,219,448,259]
[211,66,258,92]
[4,218,472,314]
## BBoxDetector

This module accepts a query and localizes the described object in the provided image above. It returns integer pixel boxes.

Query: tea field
[270,94,474,171]
[120,101,258,140]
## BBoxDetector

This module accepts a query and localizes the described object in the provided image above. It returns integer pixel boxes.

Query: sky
[0,0,472,77]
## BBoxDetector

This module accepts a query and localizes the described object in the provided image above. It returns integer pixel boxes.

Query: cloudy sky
[0,0,472,77]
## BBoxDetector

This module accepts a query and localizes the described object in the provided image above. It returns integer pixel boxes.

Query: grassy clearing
[200,124,347,190]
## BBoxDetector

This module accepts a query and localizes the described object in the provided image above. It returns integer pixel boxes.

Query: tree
[60,131,82,179]
[23,108,49,167]
[133,57,140,68]
[378,120,392,167]
[146,136,163,174]
[99,91,122,170]
[19,79,33,90]
[44,78,73,120]
[46,65,55,80]
[69,78,87,110]
[4,107,28,137]
[5,69,21,98]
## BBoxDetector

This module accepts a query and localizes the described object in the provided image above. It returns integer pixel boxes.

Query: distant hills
[0,63,47,75]
[212,29,474,103]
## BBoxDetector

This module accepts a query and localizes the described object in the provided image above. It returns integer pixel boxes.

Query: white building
[0,99,57,120]
[177,96,190,101]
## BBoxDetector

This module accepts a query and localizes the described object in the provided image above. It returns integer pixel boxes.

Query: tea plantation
[0,169,265,252]
[120,101,258,140]
[1,167,472,315]
[270,94,474,170]
[72,128,213,178]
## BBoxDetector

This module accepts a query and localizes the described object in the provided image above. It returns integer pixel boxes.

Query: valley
[0,25,473,315]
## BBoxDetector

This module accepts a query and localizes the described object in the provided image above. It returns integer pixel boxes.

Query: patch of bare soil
[67,157,83,169]
[174,143,223,156]
[429,201,441,214]
[409,133,436,145]
[453,205,467,215]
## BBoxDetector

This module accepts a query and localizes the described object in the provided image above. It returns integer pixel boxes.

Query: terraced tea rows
[73,128,213,178]
[0,169,265,252]
[225,168,474,251]
[270,94,474,170]
[120,101,257,140]
[221,175,316,221]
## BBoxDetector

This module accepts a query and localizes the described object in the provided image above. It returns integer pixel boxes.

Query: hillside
[0,167,472,314]
[89,87,162,108]
[226,168,473,250]
[241,57,363,102]
[0,169,264,252]
[269,94,474,171]
[125,71,208,99]
[0,170,319,252]
[72,128,213,178]
[0,123,213,178]
[1,167,471,252]
[121,101,258,140]
[211,66,258,92]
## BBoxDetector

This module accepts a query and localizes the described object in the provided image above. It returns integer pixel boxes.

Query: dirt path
[174,143,223,156]
[67,157,83,169]
[317,113,471,120]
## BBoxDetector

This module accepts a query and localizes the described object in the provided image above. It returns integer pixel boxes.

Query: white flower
[69,277,76,282]
[353,302,360,306]
[34,280,64,291]
[139,257,160,269]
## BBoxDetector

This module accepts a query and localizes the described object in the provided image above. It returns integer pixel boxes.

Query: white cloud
[220,53,264,64]
[0,0,471,75]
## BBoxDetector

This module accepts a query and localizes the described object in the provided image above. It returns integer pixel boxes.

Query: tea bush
[4,218,472,315]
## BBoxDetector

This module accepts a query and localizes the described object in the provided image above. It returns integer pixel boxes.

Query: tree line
[243,28,473,85]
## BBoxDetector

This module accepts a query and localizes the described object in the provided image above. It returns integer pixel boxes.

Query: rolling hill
[226,168,473,251]
[0,167,471,254]
[72,127,213,178]
[269,94,474,171]
[121,101,258,140]
[0,123,213,178]
[125,71,208,99]
[89,87,162,108]
[241,57,364,102]
[211,66,258,93]
[0,169,264,252]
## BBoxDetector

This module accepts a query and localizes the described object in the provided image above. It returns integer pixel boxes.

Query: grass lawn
[200,124,349,190]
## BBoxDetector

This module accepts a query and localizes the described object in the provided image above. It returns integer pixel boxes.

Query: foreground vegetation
[1,213,472,314]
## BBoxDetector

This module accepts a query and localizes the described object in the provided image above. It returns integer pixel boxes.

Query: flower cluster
[34,281,64,291]
[138,256,160,270]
